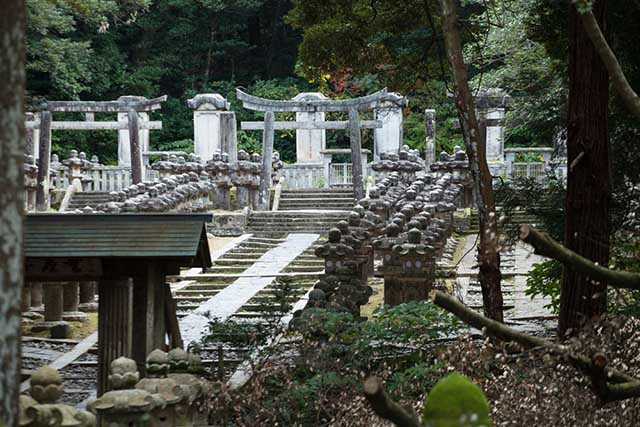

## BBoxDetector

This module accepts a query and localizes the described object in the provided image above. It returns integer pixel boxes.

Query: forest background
[27,0,639,182]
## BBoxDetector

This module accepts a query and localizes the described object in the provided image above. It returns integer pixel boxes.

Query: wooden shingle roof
[25,214,211,265]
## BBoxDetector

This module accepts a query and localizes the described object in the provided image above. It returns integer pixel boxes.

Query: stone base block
[50,323,73,339]
[62,311,89,322]
[22,311,44,321]
[78,302,98,312]
[31,320,70,334]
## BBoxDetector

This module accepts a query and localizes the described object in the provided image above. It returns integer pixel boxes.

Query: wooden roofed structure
[24,213,211,395]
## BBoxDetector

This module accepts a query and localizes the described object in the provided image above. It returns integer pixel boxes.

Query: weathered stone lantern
[20,366,96,427]
[135,350,183,427]
[233,150,253,209]
[24,154,39,212]
[249,153,262,209]
[382,228,435,305]
[89,357,162,427]
[167,348,212,426]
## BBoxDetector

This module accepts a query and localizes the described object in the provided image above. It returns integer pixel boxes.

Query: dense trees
[0,1,26,424]
[26,0,302,163]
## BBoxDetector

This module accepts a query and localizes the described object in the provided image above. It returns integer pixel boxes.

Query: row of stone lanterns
[301,149,469,315]
[20,348,213,427]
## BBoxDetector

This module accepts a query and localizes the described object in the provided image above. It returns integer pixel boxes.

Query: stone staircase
[172,235,325,379]
[67,192,111,210]
[246,211,350,236]
[278,188,355,211]
[469,208,543,234]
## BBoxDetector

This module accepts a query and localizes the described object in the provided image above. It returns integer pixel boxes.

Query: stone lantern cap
[187,93,230,110]
[315,228,354,258]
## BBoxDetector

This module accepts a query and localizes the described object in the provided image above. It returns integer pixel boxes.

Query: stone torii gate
[236,88,408,208]
[26,96,166,211]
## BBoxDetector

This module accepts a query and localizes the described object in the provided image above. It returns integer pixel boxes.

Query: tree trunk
[0,0,26,424]
[440,0,503,322]
[559,0,610,336]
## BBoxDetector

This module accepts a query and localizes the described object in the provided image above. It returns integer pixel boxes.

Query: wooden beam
[25,258,103,281]
[25,121,163,131]
[240,120,382,131]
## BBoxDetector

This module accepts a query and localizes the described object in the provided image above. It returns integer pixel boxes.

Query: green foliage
[422,372,492,427]
[525,260,562,314]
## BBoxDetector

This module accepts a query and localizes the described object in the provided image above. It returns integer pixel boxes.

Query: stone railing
[279,163,325,189]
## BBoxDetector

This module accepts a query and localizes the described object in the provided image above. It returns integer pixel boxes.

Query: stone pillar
[31,283,69,333]
[117,96,150,167]
[98,278,134,395]
[349,110,365,201]
[36,110,52,211]
[258,111,275,210]
[62,282,88,322]
[79,282,98,312]
[187,94,232,162]
[374,93,406,160]
[484,107,505,162]
[425,109,436,166]
[292,92,327,163]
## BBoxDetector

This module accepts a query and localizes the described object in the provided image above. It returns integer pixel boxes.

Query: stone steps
[67,192,111,210]
[278,188,355,212]
[247,211,349,236]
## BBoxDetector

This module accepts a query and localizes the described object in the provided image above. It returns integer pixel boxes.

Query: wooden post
[164,285,183,349]
[127,109,143,184]
[349,109,365,200]
[30,282,43,308]
[98,278,133,395]
[132,262,166,373]
[259,111,275,210]
[36,110,52,211]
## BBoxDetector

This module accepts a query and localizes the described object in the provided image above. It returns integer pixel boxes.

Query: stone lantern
[167,348,212,426]
[381,228,435,305]
[20,366,96,427]
[63,150,85,192]
[249,153,262,209]
[135,350,183,427]
[89,357,162,427]
[24,154,39,212]
[205,151,232,210]
[233,150,253,209]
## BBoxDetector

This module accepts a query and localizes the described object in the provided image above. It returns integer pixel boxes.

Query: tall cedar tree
[559,0,610,336]
[441,0,504,322]
[0,0,26,423]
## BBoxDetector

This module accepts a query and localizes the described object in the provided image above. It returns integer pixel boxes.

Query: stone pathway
[456,235,555,332]
[179,233,320,347]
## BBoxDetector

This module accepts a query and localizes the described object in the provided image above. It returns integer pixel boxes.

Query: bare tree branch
[430,290,640,402]
[572,0,640,118]
[519,225,640,290]
[363,377,423,427]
